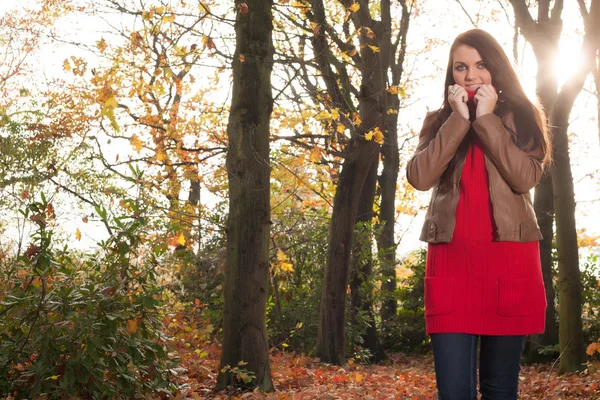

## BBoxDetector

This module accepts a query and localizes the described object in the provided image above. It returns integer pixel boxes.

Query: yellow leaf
[75,228,82,241]
[309,147,322,163]
[63,59,71,72]
[239,54,245,63]
[104,96,118,108]
[280,262,294,272]
[365,127,384,145]
[276,248,289,262]
[96,38,107,53]
[354,371,363,384]
[127,319,138,334]
[368,45,380,53]
[386,86,400,95]
[349,3,360,12]
[177,233,186,246]
[130,134,143,153]
[155,5,165,14]
[330,108,339,120]
[336,124,346,134]
[45,375,60,380]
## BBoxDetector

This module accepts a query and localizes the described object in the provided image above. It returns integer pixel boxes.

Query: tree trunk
[378,0,409,321]
[550,114,586,373]
[217,0,274,391]
[379,109,399,321]
[549,0,600,370]
[509,0,562,363]
[350,154,386,362]
[315,139,379,365]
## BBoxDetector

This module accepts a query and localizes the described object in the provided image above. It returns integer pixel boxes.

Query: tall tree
[511,0,599,372]
[509,0,562,363]
[216,0,275,391]
[549,0,600,373]
[303,0,412,364]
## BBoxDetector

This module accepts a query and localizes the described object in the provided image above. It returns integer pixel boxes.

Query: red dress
[424,130,547,336]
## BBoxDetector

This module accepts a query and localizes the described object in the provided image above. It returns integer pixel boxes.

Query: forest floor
[167,335,600,400]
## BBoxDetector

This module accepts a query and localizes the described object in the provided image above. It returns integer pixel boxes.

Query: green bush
[380,249,428,355]
[581,254,600,353]
[266,209,329,354]
[0,196,178,399]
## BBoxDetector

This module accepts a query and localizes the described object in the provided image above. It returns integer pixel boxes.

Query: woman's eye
[455,65,466,71]
[477,63,486,69]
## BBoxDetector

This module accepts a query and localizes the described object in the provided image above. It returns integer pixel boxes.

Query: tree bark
[217,0,274,391]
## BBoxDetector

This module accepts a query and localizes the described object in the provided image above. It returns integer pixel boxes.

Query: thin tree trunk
[217,0,274,391]
[379,0,409,322]
[551,114,586,373]
[350,155,386,362]
[379,110,400,322]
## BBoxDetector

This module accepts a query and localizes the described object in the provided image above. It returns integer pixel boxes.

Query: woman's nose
[465,68,478,81]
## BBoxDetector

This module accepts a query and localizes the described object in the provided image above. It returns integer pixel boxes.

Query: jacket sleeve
[472,113,545,194]
[406,111,471,191]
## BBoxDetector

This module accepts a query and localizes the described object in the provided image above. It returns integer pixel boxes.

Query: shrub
[380,249,428,355]
[0,196,178,399]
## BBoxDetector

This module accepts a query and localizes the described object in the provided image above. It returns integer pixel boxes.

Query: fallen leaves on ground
[164,315,600,399]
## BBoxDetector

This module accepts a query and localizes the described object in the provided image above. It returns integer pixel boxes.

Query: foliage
[266,208,330,355]
[581,254,600,359]
[169,200,227,336]
[0,195,178,399]
[380,248,428,355]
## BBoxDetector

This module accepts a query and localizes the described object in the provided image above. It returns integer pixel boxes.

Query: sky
[1,0,599,260]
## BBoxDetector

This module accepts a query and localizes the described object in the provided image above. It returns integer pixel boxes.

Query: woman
[406,29,552,400]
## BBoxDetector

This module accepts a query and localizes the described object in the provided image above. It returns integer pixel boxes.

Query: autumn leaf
[130,134,143,152]
[349,3,360,12]
[21,189,29,199]
[168,232,186,248]
[96,38,107,53]
[126,319,138,334]
[239,3,249,14]
[368,45,380,53]
[239,54,245,63]
[75,228,82,241]
[364,127,384,145]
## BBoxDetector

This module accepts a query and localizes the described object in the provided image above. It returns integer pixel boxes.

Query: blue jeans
[430,333,526,400]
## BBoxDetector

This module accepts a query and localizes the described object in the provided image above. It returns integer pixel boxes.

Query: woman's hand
[474,84,498,118]
[448,84,469,120]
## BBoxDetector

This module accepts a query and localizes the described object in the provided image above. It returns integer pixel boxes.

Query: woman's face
[452,44,492,91]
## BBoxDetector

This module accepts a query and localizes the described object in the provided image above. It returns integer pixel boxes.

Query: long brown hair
[435,29,552,182]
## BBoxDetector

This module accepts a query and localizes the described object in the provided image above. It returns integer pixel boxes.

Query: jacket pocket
[424,277,454,316]
[497,277,537,316]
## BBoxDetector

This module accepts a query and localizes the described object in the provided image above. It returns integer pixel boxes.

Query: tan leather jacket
[406,111,545,243]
